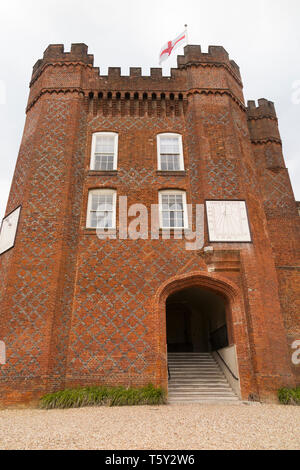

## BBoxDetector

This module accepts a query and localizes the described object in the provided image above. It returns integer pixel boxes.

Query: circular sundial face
[206,200,251,242]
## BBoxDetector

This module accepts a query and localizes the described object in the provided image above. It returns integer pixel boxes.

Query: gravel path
[0,403,299,450]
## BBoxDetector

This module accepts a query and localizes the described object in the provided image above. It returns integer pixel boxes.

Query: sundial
[206,200,251,242]
[0,206,21,255]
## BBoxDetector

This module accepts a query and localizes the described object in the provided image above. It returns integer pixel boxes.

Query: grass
[278,387,300,406]
[40,384,166,409]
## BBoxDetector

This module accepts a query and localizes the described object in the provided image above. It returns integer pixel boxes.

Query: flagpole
[184,24,189,45]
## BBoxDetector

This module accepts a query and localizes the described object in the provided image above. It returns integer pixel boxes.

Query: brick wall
[0,43,298,406]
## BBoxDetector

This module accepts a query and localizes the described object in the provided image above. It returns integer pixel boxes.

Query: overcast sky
[0,0,299,219]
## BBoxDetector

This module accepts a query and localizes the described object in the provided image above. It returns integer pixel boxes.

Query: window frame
[158,189,189,229]
[157,133,184,171]
[90,132,118,171]
[86,188,117,229]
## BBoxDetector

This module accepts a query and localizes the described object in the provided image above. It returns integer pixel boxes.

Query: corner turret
[32,43,94,79]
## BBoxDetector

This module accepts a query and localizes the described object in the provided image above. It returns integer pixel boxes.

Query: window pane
[175,212,184,227]
[169,211,175,227]
[95,135,115,153]
[162,211,170,227]
[91,195,101,211]
[97,212,108,228]
[160,192,185,228]
[90,212,99,228]
[160,136,180,154]
[173,157,180,171]
[106,156,114,170]
[91,211,114,228]
[160,156,168,171]
[160,154,181,171]
[106,212,113,228]
[94,154,114,171]
[89,191,115,229]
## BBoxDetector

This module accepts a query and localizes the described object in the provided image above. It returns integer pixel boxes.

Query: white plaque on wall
[0,206,21,255]
[206,200,251,242]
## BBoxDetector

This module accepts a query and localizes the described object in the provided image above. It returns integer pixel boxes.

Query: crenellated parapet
[246,99,281,145]
[247,99,277,121]
[32,43,94,79]
[177,45,242,82]
[26,42,246,113]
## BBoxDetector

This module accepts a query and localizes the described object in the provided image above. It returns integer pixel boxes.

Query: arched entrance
[166,286,228,353]
[155,272,251,401]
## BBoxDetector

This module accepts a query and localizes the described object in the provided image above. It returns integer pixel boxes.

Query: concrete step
[168,398,240,404]
[169,364,216,368]
[169,377,228,382]
[168,354,214,357]
[168,361,215,368]
[169,382,228,386]
[167,352,238,404]
[168,352,212,354]
[168,355,215,358]
[169,387,235,392]
[169,384,231,390]
[169,365,218,372]
[169,373,225,378]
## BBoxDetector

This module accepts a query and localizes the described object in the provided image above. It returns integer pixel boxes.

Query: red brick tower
[0,44,298,405]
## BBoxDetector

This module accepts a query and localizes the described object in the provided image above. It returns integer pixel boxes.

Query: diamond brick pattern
[185,109,202,203]
[263,170,296,216]
[206,157,240,198]
[50,111,88,378]
[68,238,203,377]
[0,96,76,379]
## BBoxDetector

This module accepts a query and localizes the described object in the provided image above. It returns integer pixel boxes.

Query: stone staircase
[168,352,239,404]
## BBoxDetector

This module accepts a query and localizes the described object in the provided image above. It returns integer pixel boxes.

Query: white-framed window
[86,189,117,229]
[157,133,184,171]
[159,190,188,229]
[90,132,118,171]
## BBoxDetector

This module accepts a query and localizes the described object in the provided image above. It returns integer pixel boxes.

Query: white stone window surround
[90,132,118,171]
[157,133,184,171]
[86,188,117,229]
[159,189,189,229]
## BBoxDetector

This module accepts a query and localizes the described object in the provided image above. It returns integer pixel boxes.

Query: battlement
[246,98,277,119]
[177,45,241,79]
[27,42,245,111]
[103,67,165,79]
[31,42,241,83]
[32,43,94,76]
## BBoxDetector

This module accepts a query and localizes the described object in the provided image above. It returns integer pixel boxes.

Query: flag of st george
[159,30,187,65]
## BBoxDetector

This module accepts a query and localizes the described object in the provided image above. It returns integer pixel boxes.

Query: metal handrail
[215,350,239,381]
[210,324,227,335]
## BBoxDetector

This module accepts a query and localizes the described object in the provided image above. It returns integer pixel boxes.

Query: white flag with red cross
[159,29,188,65]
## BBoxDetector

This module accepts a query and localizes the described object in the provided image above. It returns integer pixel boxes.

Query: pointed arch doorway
[156,272,246,401]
